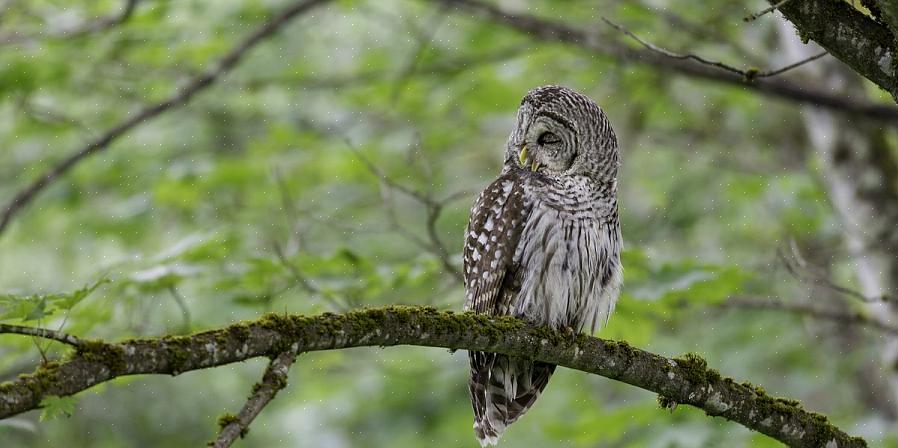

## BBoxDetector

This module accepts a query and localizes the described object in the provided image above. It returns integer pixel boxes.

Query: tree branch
[0,0,331,237]
[211,346,299,448]
[722,296,898,336]
[0,307,865,447]
[0,0,140,45]
[771,0,898,101]
[0,323,82,347]
[437,0,898,121]
[600,16,829,80]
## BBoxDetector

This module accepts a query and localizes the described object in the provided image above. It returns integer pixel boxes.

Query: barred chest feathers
[512,174,621,333]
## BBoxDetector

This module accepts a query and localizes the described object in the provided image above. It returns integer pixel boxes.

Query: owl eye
[537,132,561,145]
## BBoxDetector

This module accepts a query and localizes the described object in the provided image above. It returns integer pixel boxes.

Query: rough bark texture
[0,307,865,447]
[773,0,898,100]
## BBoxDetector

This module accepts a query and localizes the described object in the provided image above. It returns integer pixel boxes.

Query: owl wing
[463,172,527,315]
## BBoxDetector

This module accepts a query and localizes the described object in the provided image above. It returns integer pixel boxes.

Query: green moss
[160,335,194,374]
[11,360,63,399]
[214,412,248,438]
[217,412,240,428]
[77,340,126,374]
[603,339,636,361]
[657,394,677,410]
[673,352,721,386]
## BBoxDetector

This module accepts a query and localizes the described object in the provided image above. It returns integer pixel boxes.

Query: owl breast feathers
[463,85,622,446]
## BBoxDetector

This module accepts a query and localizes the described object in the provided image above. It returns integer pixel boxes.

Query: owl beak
[518,146,540,172]
[518,145,528,168]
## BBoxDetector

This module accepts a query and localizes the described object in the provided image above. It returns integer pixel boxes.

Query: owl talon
[563,326,577,344]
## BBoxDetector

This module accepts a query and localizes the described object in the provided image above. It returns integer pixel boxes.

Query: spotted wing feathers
[463,174,525,315]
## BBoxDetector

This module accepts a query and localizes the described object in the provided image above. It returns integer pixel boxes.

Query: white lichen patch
[705,391,731,413]
[826,439,838,448]
[874,46,890,71]
[667,371,675,379]
[761,417,773,427]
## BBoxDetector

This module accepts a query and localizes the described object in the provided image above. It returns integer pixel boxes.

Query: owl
[463,85,622,446]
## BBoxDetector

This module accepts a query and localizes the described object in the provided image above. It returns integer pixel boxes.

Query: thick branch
[437,0,898,120]
[772,0,898,100]
[0,307,864,447]
[0,0,331,237]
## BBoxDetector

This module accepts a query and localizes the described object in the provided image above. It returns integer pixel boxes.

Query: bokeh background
[1,0,897,446]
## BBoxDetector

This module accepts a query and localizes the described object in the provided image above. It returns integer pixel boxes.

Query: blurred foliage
[1,0,896,447]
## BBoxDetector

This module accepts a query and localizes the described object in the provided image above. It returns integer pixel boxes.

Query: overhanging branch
[772,0,898,100]
[437,0,898,120]
[0,307,865,447]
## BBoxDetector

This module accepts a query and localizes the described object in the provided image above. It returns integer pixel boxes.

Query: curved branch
[437,0,898,121]
[0,307,865,447]
[0,0,331,237]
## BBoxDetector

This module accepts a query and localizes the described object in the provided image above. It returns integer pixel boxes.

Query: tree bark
[773,0,898,101]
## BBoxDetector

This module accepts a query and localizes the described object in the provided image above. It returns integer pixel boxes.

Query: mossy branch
[0,307,865,447]
[772,0,898,101]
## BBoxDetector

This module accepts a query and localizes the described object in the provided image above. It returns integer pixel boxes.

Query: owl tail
[468,351,556,446]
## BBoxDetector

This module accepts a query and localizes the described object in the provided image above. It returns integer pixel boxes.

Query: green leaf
[39,395,78,421]
[55,278,110,310]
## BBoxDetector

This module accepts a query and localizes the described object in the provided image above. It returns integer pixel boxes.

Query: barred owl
[463,85,622,446]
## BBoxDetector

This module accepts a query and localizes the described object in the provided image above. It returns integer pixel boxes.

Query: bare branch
[0,0,140,45]
[437,0,898,123]
[350,148,465,283]
[0,0,332,237]
[778,241,895,304]
[758,51,828,77]
[722,296,898,335]
[744,0,795,22]
[600,17,828,81]
[166,285,192,331]
[272,242,348,311]
[0,323,82,347]
[211,346,299,448]
[0,307,866,447]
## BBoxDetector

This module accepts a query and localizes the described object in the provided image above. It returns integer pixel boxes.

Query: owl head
[504,85,619,183]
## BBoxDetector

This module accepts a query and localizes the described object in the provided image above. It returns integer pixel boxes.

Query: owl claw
[563,326,577,344]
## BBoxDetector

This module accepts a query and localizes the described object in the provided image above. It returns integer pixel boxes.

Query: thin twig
[0,0,140,45]
[600,17,827,81]
[166,285,192,331]
[211,346,299,448]
[0,323,82,347]
[758,51,828,77]
[600,17,745,77]
[744,0,795,22]
[778,240,894,304]
[0,0,331,237]
[722,296,898,335]
[272,242,348,311]
[349,147,465,283]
